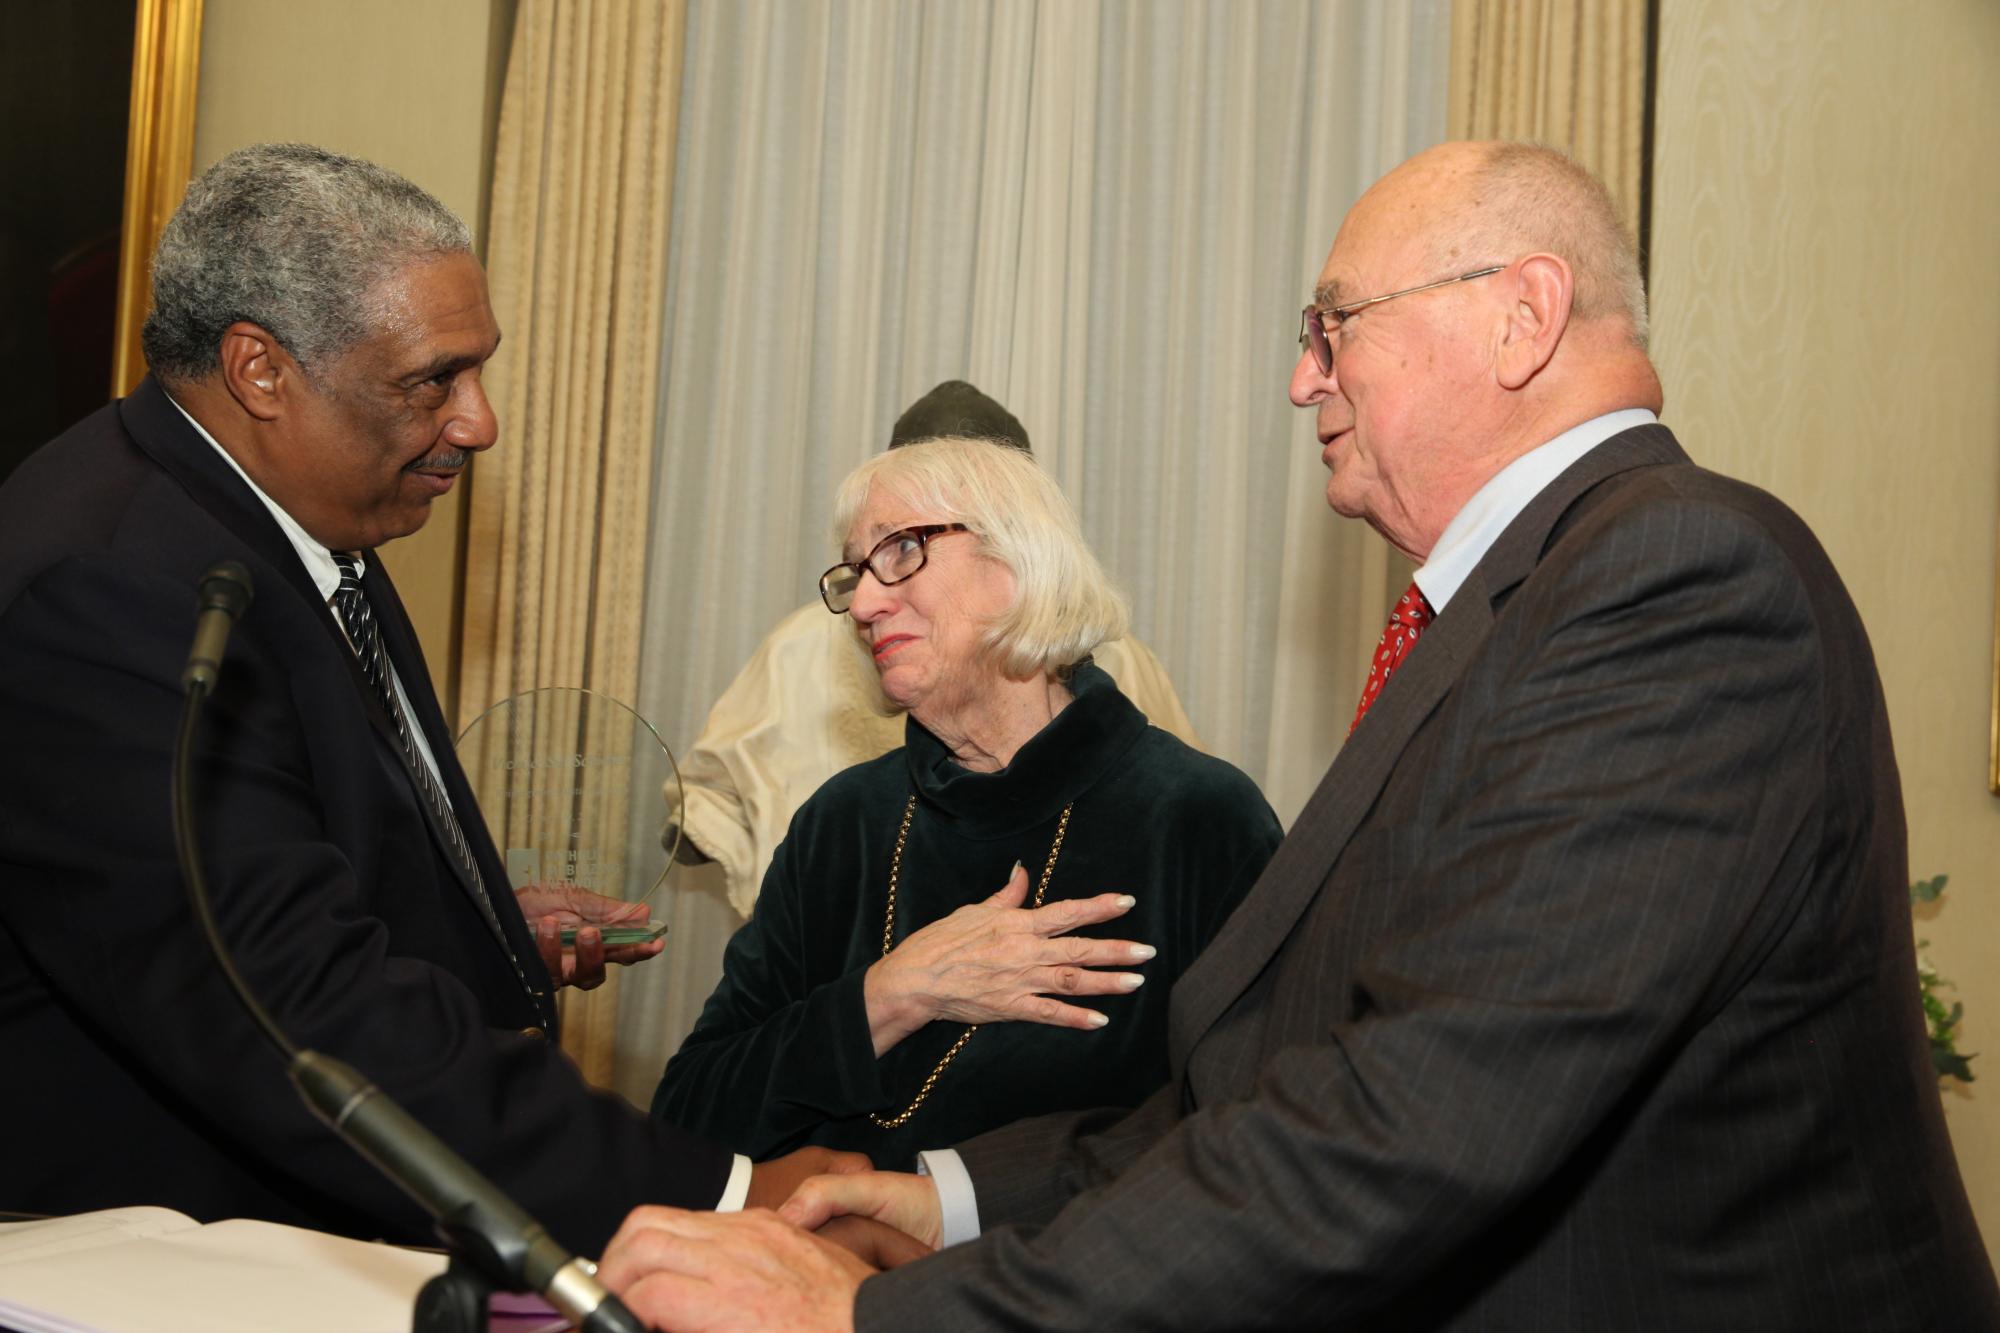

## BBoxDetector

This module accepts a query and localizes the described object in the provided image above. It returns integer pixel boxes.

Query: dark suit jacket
[858,425,2000,1330]
[0,377,731,1253]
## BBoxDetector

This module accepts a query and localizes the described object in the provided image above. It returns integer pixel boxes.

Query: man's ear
[216,323,294,421]
[1495,253,1572,390]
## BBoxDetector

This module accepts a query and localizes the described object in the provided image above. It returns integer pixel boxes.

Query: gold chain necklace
[867,793,1074,1130]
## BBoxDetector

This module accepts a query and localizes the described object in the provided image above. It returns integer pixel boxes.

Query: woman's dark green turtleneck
[652,664,1281,1170]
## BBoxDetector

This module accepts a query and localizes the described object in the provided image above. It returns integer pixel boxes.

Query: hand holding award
[456,688,684,988]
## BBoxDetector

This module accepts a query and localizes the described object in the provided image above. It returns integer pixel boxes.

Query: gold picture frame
[112,0,205,397]
[1992,533,2000,795]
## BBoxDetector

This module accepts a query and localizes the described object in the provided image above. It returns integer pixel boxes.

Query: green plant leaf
[1911,873,1972,1087]
[1933,1048,1977,1083]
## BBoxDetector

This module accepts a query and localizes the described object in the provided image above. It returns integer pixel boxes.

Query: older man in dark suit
[0,143,853,1254]
[601,141,1997,1328]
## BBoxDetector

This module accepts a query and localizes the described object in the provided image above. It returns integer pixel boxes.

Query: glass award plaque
[455,687,683,947]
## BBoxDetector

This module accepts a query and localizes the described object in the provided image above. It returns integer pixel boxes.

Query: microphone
[289,1054,642,1332]
[181,560,254,693]
[170,567,647,1333]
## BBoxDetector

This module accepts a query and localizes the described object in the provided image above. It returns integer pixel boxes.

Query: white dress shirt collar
[1413,408,1658,613]
[164,394,364,598]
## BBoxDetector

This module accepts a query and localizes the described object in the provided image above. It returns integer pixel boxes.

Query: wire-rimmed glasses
[1298,265,1505,374]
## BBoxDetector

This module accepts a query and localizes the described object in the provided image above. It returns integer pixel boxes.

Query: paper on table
[0,1208,195,1266]
[0,1209,446,1333]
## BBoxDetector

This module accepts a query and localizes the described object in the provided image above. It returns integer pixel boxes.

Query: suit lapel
[1463,423,1690,602]
[120,379,399,755]
[1167,585,1490,1065]
[1169,424,1691,1069]
[362,557,542,974]
[361,564,554,1025]
[122,378,326,612]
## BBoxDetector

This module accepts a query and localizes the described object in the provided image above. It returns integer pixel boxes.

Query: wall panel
[1652,0,2000,1259]
[190,0,515,711]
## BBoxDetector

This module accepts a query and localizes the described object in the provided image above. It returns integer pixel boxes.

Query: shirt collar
[1413,408,1658,612]
[165,393,361,600]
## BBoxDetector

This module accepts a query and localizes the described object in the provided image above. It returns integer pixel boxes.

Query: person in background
[669,380,1201,918]
[652,436,1281,1170]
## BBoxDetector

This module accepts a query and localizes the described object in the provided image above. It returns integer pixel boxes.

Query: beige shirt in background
[674,601,1202,917]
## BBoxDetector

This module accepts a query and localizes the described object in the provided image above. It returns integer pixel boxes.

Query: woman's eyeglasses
[819,524,971,613]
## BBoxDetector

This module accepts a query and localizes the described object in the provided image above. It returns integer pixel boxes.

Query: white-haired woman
[653,439,1281,1169]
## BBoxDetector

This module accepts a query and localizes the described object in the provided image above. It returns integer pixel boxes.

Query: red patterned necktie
[1349,581,1434,735]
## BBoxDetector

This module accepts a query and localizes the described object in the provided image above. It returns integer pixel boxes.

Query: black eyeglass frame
[818,523,971,613]
[1297,264,1506,374]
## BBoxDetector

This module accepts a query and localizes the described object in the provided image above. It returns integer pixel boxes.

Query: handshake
[596,1147,942,1332]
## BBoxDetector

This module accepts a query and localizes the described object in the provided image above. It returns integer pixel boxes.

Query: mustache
[405,448,470,472]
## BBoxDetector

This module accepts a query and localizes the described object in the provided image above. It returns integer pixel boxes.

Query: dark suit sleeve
[0,552,731,1253]
[860,493,1833,1329]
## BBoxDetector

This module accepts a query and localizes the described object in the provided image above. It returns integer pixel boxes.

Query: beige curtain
[461,0,687,1086]
[1447,0,1650,241]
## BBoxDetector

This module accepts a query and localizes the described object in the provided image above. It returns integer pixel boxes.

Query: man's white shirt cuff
[715,1154,752,1211]
[916,1149,980,1246]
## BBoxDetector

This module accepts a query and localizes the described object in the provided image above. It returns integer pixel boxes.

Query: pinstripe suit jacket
[856,425,1999,1331]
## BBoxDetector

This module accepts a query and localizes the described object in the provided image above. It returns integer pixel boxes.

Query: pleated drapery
[1447,0,1650,243]
[461,0,688,1086]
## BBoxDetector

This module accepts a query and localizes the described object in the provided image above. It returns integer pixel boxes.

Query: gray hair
[141,143,472,384]
[831,437,1130,699]
[1434,142,1649,349]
